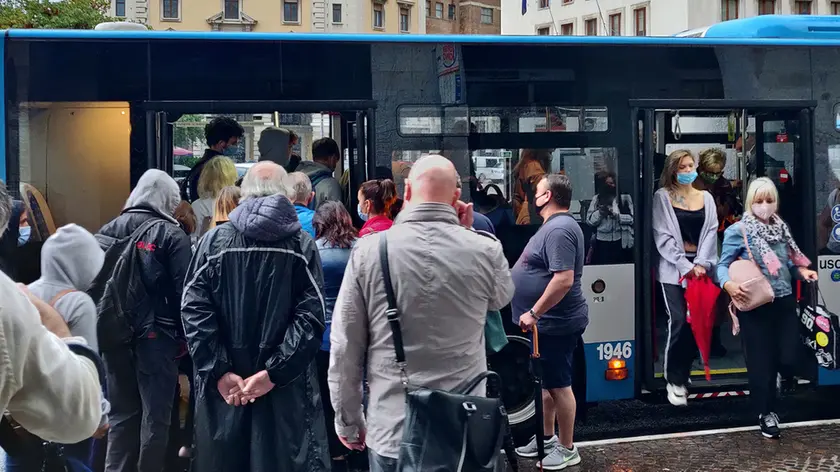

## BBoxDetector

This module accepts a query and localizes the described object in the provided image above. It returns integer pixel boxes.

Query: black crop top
[673,207,705,247]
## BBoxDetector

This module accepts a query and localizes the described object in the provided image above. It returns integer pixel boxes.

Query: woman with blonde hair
[652,149,719,407]
[717,177,817,440]
[211,186,241,229]
[191,156,238,237]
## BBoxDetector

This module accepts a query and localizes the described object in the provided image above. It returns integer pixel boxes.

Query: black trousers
[661,283,697,387]
[739,295,800,417]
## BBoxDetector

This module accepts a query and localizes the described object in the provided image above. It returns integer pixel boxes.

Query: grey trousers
[103,333,179,472]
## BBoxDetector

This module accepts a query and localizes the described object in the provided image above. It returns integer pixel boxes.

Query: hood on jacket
[229,194,302,242]
[296,160,333,179]
[258,127,292,167]
[40,224,105,291]
[124,169,180,224]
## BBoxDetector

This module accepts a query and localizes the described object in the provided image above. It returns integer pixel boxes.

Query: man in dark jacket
[181,161,330,472]
[297,137,343,209]
[93,169,193,472]
[181,117,245,202]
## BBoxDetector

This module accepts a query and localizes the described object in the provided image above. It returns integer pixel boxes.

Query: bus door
[633,100,818,393]
[136,100,376,217]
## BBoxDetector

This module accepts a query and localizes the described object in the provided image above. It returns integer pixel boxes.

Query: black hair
[205,117,245,147]
[312,137,340,161]
[544,174,573,208]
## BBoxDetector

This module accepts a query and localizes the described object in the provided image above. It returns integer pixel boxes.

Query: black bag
[474,184,515,229]
[798,283,840,370]
[379,235,506,472]
[88,218,165,351]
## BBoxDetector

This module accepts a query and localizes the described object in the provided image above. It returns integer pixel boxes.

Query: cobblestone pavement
[510,423,840,472]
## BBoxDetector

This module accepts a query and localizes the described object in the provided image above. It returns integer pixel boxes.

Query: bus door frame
[135,100,377,197]
[630,99,817,393]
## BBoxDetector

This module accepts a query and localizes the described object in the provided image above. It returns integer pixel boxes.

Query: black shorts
[535,331,582,389]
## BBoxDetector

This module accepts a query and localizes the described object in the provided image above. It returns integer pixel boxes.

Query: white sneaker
[667,383,687,406]
[537,444,581,470]
[515,434,558,458]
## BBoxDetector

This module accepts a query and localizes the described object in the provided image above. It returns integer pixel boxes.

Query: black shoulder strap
[378,235,407,367]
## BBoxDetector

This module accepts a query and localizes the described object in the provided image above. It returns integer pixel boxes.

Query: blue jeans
[368,450,398,472]
[5,439,94,472]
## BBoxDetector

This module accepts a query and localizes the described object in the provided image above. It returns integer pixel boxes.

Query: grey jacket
[328,203,514,459]
[296,160,343,209]
[652,188,718,286]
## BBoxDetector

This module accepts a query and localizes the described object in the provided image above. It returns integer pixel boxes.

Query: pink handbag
[728,226,775,314]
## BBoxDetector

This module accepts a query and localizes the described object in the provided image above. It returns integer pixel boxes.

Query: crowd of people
[0,114,824,472]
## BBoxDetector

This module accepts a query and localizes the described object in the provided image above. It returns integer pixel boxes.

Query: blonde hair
[744,177,779,214]
[211,186,241,229]
[660,149,695,190]
[197,156,238,200]
[698,148,726,171]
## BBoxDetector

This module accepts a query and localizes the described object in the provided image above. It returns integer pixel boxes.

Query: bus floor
[508,420,840,472]
[653,309,748,381]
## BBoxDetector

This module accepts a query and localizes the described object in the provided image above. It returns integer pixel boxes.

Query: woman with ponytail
[357,179,398,237]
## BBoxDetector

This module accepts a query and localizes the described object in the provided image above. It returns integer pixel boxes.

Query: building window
[400,7,410,31]
[224,0,238,19]
[833,1,840,14]
[115,0,125,17]
[585,17,597,35]
[608,13,620,35]
[560,22,573,35]
[758,0,775,14]
[539,0,548,8]
[448,3,455,19]
[332,3,342,23]
[537,26,550,35]
[435,2,443,17]
[721,0,738,20]
[633,7,645,35]
[162,0,178,19]
[480,7,493,24]
[426,0,430,16]
[373,3,384,28]
[283,0,299,22]
[795,0,811,14]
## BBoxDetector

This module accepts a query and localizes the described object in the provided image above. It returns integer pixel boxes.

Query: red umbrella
[174,147,193,157]
[682,275,721,381]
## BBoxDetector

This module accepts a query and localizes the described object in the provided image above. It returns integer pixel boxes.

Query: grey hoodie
[123,169,181,224]
[29,224,105,351]
[296,160,343,209]
[258,127,292,167]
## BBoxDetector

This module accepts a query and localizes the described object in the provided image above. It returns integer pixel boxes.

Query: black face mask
[534,192,549,213]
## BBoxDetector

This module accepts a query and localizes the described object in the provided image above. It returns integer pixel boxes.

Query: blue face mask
[357,202,369,222]
[222,143,240,157]
[676,171,698,185]
[18,226,31,246]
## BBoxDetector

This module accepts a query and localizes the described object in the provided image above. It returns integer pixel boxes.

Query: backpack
[88,218,165,351]
[307,169,333,210]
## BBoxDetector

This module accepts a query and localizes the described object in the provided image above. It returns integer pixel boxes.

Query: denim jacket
[317,238,355,351]
[715,222,800,298]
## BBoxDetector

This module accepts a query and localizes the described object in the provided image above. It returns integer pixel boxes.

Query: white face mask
[752,202,777,221]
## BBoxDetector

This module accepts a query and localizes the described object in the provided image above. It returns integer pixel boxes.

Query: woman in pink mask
[716,177,817,440]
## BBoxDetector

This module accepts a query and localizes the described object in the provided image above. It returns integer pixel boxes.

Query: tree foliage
[173,115,206,157]
[0,0,116,29]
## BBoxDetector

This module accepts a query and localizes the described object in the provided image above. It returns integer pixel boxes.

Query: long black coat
[181,194,329,472]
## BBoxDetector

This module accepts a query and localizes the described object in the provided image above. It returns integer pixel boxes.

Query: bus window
[820,144,840,255]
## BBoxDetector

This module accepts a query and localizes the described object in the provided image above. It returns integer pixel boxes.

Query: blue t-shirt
[472,212,496,235]
[511,212,589,335]
[294,204,316,238]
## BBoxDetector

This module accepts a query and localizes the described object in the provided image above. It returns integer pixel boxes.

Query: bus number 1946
[596,342,632,361]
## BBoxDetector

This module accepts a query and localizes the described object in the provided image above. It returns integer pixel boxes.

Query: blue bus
[3,15,840,444]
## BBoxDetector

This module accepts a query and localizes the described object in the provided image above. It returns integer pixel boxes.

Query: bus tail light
[605,359,628,381]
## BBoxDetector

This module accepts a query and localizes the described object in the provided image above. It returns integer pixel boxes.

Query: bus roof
[6,26,840,47]
[679,15,840,39]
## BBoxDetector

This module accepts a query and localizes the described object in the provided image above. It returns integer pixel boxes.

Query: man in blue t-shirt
[511,173,588,470]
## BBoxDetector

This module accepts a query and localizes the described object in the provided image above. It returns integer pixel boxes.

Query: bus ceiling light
[605,358,627,381]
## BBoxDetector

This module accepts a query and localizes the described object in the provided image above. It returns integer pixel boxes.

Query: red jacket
[359,215,393,237]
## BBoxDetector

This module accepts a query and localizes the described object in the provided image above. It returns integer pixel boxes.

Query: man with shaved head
[329,155,514,471]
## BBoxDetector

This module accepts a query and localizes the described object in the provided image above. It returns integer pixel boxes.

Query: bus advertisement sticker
[832,269,840,283]
[832,204,840,224]
[832,224,840,243]
[816,315,831,333]
[816,332,829,348]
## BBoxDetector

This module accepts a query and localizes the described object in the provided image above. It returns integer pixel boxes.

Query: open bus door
[632,99,819,395]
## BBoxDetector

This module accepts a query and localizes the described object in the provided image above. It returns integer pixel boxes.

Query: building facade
[112,0,426,34]
[426,0,501,34]
[502,0,840,36]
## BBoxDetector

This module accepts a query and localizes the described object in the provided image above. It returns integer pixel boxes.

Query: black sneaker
[759,413,781,439]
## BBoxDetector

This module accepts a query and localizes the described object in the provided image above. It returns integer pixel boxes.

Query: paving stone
[506,424,840,472]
